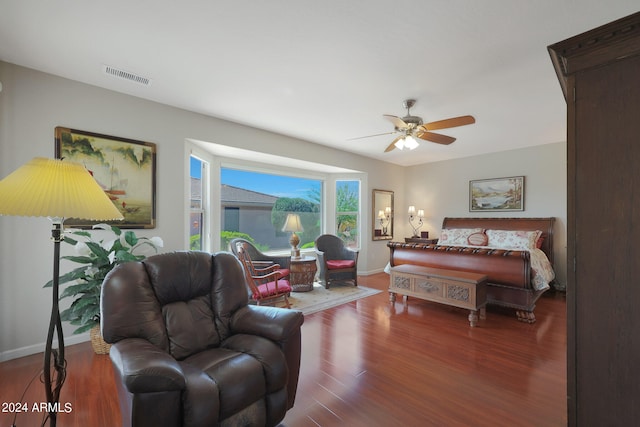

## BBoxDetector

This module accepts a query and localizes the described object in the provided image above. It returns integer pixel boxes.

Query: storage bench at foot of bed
[389,264,488,327]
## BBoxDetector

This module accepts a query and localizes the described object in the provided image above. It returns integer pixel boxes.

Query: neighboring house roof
[221,184,279,207]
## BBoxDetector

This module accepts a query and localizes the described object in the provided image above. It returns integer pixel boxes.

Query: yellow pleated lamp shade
[0,157,124,220]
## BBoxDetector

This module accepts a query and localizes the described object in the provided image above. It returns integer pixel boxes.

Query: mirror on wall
[372,189,394,241]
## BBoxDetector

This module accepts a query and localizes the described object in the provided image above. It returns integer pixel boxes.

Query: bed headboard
[441,217,555,266]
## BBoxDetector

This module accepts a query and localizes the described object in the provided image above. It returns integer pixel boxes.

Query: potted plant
[45,223,163,354]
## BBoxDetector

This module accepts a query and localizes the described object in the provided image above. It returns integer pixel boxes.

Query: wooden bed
[388,217,555,322]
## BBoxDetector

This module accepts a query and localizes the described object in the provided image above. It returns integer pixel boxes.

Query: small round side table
[289,256,317,292]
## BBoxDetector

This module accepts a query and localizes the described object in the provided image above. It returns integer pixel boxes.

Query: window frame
[335,179,361,249]
[220,163,325,255]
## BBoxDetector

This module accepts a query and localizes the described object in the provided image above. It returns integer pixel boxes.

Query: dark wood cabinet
[549,12,640,426]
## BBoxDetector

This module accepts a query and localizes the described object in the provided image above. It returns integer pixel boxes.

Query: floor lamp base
[43,221,67,427]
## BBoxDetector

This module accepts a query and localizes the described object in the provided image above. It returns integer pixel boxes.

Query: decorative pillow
[535,234,545,249]
[438,228,483,245]
[485,229,542,250]
[467,231,489,247]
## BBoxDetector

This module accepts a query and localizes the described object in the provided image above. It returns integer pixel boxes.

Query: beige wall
[0,60,566,360]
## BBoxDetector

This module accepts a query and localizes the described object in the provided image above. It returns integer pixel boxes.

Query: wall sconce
[408,206,424,238]
[378,206,391,235]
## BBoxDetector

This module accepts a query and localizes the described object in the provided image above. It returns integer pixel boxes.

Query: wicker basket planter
[90,324,111,355]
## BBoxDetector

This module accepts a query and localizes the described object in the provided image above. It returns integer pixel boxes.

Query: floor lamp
[0,157,123,426]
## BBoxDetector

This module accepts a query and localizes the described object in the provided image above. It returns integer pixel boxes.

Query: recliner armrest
[110,338,186,394]
[230,305,304,342]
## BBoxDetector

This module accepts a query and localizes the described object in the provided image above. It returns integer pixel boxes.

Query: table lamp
[0,157,124,426]
[282,213,303,259]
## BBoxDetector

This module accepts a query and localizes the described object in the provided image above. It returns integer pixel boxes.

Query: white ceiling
[1,1,638,166]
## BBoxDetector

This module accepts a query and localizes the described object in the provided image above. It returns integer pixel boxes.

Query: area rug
[288,282,382,315]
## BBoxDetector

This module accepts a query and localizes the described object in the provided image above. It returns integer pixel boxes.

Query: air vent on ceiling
[102,64,152,86]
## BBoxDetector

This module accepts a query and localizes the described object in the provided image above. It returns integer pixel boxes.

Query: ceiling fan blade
[423,115,475,131]
[347,130,398,141]
[384,136,404,152]
[415,130,456,145]
[383,114,409,130]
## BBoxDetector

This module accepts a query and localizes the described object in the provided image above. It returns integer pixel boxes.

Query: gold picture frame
[55,127,157,228]
[469,176,524,212]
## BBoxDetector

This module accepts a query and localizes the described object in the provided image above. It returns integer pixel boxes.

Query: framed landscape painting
[55,127,157,228]
[469,176,524,212]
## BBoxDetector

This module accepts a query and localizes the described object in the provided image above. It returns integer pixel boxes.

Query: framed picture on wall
[469,176,524,212]
[55,127,157,228]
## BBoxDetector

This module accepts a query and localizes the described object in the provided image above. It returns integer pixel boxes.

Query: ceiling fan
[352,99,475,152]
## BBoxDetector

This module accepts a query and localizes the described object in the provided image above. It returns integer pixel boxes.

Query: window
[220,167,322,253]
[336,180,360,248]
[190,156,207,250]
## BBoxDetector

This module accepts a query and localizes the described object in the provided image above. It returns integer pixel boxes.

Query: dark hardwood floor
[0,272,566,426]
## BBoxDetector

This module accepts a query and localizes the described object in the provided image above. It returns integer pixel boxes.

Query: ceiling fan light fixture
[404,135,419,150]
[354,99,475,153]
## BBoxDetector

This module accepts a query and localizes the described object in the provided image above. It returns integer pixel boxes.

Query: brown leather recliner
[101,251,304,427]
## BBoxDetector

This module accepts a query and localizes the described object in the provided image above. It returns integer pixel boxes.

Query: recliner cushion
[222,334,288,393]
[163,295,219,360]
[143,252,223,360]
[184,347,266,420]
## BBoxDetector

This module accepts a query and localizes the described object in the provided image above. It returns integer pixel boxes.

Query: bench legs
[468,307,486,327]
[390,291,486,327]
[393,289,536,325]
[388,292,409,304]
[516,310,536,323]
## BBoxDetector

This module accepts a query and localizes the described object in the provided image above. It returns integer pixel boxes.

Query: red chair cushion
[326,260,355,270]
[277,268,290,279]
[253,279,292,299]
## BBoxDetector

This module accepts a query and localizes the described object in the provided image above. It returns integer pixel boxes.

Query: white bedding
[528,247,555,291]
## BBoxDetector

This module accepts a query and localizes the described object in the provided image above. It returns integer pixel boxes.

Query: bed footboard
[388,242,543,321]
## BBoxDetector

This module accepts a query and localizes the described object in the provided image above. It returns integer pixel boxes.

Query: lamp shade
[282,213,303,232]
[0,157,124,220]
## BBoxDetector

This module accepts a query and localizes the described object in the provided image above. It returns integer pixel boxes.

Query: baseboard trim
[358,267,388,276]
[0,332,89,362]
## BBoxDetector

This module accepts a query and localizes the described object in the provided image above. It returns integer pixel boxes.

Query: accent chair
[229,237,290,279]
[315,234,359,289]
[236,241,292,308]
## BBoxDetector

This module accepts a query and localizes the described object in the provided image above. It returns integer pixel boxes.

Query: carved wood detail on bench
[389,264,487,327]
